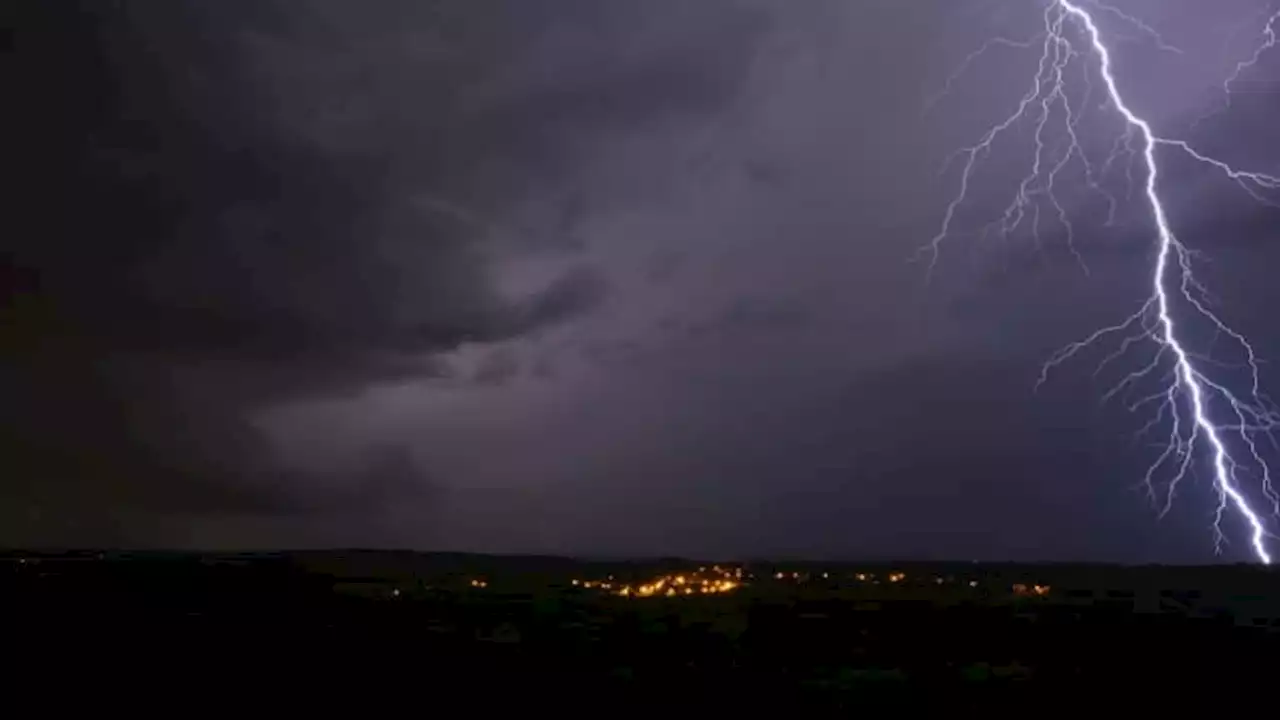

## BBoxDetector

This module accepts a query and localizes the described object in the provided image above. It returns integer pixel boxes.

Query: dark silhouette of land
[6,550,1277,709]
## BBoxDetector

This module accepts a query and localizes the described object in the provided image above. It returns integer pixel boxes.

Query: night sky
[4,0,1278,562]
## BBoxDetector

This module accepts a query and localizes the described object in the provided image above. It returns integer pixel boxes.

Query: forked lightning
[926,0,1280,562]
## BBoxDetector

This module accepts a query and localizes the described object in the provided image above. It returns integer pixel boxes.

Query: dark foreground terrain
[5,551,1278,711]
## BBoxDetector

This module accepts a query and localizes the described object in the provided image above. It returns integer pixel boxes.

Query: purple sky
[4,0,1279,562]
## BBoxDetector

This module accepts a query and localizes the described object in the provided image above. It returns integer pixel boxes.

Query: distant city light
[568,566,747,600]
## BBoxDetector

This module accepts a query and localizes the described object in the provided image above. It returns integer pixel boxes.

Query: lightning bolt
[1196,5,1280,128]
[925,0,1280,563]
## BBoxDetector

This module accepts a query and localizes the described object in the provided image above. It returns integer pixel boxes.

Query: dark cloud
[516,265,611,335]
[6,0,1276,561]
[473,349,520,387]
[0,0,768,540]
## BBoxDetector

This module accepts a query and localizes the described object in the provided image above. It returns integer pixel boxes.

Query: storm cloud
[3,0,1278,558]
[2,0,766,540]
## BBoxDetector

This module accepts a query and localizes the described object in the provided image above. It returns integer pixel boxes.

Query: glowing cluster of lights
[574,565,745,599]
[1012,583,1053,597]
[469,578,488,589]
